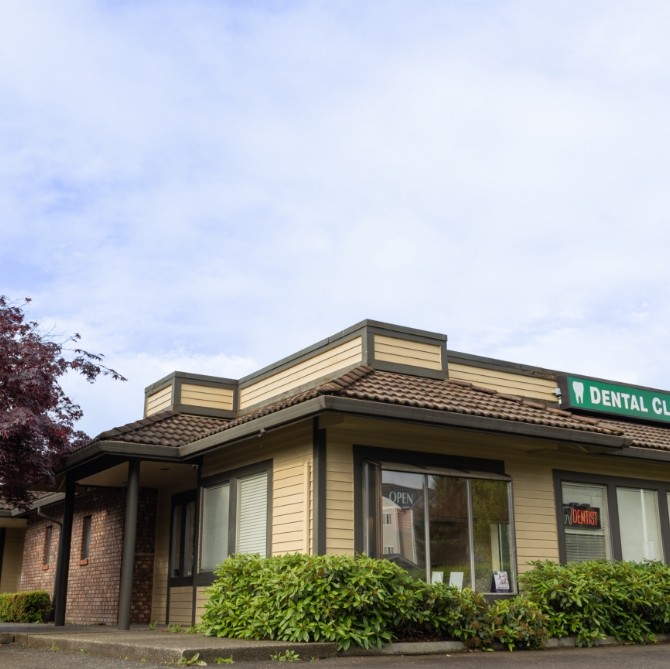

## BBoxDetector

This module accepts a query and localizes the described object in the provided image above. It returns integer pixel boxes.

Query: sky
[2,0,670,438]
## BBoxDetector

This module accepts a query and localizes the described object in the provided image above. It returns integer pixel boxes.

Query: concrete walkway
[2,623,669,664]
[0,624,341,664]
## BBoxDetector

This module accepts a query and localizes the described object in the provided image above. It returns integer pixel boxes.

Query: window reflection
[374,468,514,592]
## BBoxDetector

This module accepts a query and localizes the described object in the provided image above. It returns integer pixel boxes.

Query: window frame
[554,470,670,563]
[169,490,197,586]
[196,460,272,586]
[354,446,516,594]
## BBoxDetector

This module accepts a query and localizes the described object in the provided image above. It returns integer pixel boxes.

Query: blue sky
[2,1,670,437]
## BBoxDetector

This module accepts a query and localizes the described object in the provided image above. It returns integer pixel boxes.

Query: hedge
[199,553,547,651]
[520,560,670,646]
[0,590,52,623]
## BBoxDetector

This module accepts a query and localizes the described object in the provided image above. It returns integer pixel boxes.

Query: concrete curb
[14,632,338,664]
[9,629,670,662]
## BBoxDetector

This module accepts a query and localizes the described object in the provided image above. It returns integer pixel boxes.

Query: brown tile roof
[93,366,641,451]
[598,417,670,452]
[93,412,230,448]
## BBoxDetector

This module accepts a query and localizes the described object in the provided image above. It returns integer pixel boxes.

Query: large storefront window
[556,471,670,564]
[364,463,515,593]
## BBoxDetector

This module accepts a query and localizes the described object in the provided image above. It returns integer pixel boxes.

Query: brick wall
[20,487,157,625]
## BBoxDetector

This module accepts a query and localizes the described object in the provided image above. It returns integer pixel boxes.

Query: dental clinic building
[2,319,670,626]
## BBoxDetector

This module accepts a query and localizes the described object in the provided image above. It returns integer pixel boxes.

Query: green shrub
[520,560,670,646]
[200,553,551,652]
[486,596,547,651]
[200,553,420,651]
[0,590,52,623]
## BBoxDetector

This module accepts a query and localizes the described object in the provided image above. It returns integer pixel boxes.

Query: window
[556,471,670,564]
[200,484,230,572]
[80,515,92,563]
[360,456,515,593]
[170,493,196,581]
[198,463,271,580]
[561,482,611,562]
[617,487,663,562]
[43,526,53,567]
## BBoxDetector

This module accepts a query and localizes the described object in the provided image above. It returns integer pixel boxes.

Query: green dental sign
[560,375,670,424]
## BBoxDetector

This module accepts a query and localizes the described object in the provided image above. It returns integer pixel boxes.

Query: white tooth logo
[573,381,584,404]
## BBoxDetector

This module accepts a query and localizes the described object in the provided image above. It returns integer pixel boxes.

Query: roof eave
[607,446,670,462]
[180,394,630,458]
[321,396,631,450]
[61,440,184,472]
[179,396,328,458]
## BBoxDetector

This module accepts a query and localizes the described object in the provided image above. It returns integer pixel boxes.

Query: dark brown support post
[54,474,76,626]
[118,460,140,630]
[312,418,327,555]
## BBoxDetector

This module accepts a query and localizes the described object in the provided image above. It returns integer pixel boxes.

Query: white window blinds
[200,484,230,571]
[562,482,611,563]
[236,472,268,555]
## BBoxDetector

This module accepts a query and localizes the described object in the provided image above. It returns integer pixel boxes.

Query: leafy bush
[520,560,670,646]
[486,596,547,651]
[200,553,420,651]
[0,590,51,623]
[200,554,550,652]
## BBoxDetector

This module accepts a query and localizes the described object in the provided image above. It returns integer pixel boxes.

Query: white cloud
[2,1,670,434]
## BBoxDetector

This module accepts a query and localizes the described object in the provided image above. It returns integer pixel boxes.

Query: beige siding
[449,362,557,403]
[325,436,355,554]
[505,463,560,570]
[180,384,234,411]
[195,586,209,622]
[146,385,173,416]
[272,448,313,555]
[150,489,172,623]
[167,586,194,626]
[0,528,25,593]
[240,337,363,409]
[374,334,443,371]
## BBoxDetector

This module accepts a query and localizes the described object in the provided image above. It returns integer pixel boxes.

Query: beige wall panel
[167,586,194,625]
[325,437,355,554]
[272,502,304,517]
[272,541,305,555]
[194,587,209,622]
[0,528,25,593]
[146,385,173,416]
[270,426,313,557]
[240,337,363,409]
[449,363,557,403]
[202,422,311,477]
[151,489,173,624]
[181,384,234,411]
[374,335,443,371]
